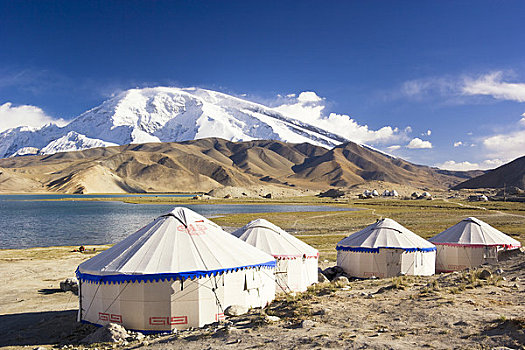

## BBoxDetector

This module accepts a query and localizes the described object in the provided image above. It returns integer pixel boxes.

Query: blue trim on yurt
[76,260,277,284]
[336,246,436,253]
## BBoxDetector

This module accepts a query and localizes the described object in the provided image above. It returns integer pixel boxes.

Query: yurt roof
[428,217,522,248]
[77,207,276,283]
[232,219,318,259]
[336,218,436,253]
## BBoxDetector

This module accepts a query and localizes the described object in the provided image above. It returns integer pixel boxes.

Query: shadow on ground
[0,309,96,347]
[38,288,64,295]
[481,318,525,349]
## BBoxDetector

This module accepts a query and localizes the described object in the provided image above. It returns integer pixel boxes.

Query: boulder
[60,277,79,294]
[82,323,129,344]
[301,320,315,328]
[266,315,280,322]
[224,305,249,317]
[318,272,329,283]
[479,269,492,280]
[332,276,349,285]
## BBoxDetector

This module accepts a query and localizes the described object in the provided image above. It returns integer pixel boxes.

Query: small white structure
[382,190,399,197]
[429,217,522,272]
[372,189,379,196]
[233,219,318,293]
[336,218,436,278]
[363,190,372,196]
[76,207,276,332]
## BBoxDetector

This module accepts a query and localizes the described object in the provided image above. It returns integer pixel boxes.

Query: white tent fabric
[77,207,276,332]
[429,217,522,272]
[336,218,436,278]
[233,219,318,292]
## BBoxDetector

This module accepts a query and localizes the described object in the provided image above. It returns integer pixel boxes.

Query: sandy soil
[1,247,524,350]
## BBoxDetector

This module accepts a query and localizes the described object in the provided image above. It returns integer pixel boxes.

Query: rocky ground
[0,247,524,350]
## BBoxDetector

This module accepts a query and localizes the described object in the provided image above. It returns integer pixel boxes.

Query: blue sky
[1,1,525,169]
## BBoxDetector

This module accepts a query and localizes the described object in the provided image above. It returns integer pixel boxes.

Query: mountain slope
[0,138,480,194]
[0,87,350,159]
[452,155,525,190]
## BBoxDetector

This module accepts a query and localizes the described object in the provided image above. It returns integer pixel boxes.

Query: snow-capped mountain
[0,87,350,158]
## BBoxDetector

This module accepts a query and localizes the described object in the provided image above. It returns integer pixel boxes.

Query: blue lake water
[0,195,354,249]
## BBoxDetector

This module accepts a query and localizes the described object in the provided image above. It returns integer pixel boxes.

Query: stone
[511,276,520,281]
[318,272,329,283]
[332,276,349,285]
[60,277,79,294]
[82,323,129,344]
[301,320,315,328]
[224,305,249,317]
[266,315,280,322]
[495,268,504,275]
[479,269,492,280]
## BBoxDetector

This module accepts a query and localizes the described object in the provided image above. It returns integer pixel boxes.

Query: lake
[0,195,354,249]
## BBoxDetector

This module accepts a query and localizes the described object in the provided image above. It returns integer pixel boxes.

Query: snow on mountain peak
[0,86,354,158]
[39,131,118,155]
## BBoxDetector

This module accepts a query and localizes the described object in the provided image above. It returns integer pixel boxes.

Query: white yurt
[429,217,522,272]
[232,219,318,293]
[336,218,436,278]
[76,207,276,332]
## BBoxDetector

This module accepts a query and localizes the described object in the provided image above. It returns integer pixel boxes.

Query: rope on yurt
[101,281,133,314]
[82,280,103,319]
[182,222,225,317]
[84,218,166,319]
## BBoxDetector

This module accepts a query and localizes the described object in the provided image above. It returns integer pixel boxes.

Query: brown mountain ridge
[0,138,484,194]
[453,155,525,190]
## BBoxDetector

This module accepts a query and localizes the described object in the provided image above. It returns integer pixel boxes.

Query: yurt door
[483,246,498,264]
[386,249,402,276]
[275,259,289,293]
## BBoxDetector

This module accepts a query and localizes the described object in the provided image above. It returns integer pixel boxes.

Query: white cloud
[482,129,525,161]
[274,91,409,144]
[435,159,505,171]
[426,130,431,136]
[386,145,401,151]
[477,117,525,162]
[436,160,479,171]
[406,138,432,149]
[0,102,67,132]
[519,117,525,126]
[462,71,525,102]
[453,141,463,147]
[400,77,459,99]
[296,91,323,103]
